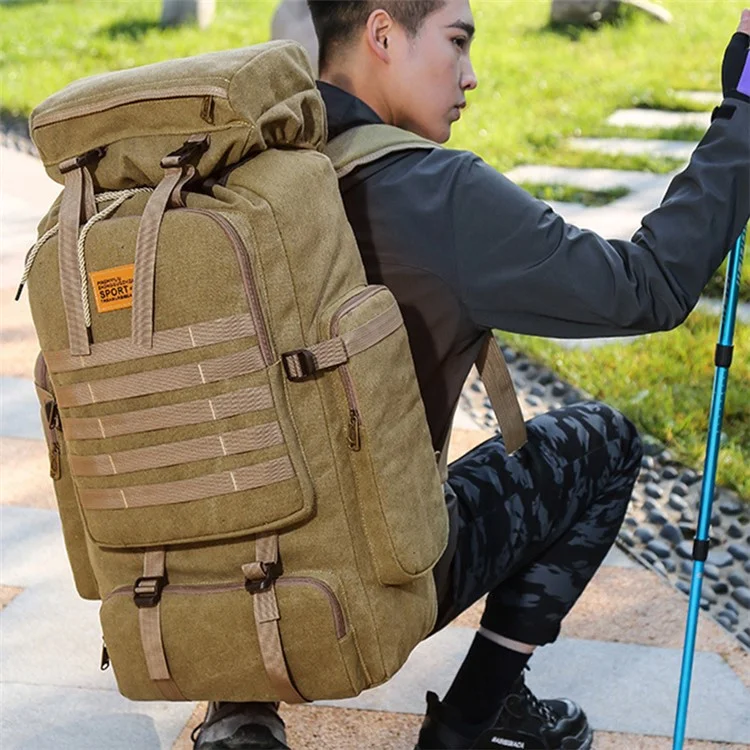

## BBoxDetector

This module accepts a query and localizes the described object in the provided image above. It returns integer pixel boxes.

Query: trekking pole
[672,226,747,750]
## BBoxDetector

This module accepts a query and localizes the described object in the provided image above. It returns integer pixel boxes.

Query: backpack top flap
[29,41,325,189]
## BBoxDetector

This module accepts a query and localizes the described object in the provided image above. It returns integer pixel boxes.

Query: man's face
[385,0,477,143]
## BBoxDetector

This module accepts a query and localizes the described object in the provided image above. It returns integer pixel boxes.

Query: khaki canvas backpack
[23,41,526,703]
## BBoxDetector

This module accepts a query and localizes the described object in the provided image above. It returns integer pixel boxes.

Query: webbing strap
[131,166,188,349]
[477,335,527,455]
[69,422,283,476]
[58,166,94,356]
[55,346,263,407]
[243,536,306,704]
[325,124,437,179]
[137,549,185,701]
[45,314,255,373]
[62,385,273,440]
[78,455,294,510]
[283,300,401,379]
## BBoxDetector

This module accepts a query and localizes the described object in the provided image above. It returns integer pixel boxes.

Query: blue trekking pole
[672,227,746,750]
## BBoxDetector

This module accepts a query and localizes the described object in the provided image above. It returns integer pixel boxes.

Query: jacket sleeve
[454,97,750,338]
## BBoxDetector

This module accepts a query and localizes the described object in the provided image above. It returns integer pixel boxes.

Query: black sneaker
[192,702,290,749]
[416,673,593,750]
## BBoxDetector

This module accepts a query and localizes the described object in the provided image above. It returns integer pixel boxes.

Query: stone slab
[0,288,39,379]
[607,109,711,131]
[2,683,194,750]
[0,146,61,291]
[0,376,44,440]
[677,91,721,106]
[567,137,696,161]
[0,438,56,509]
[506,165,662,193]
[318,628,750,743]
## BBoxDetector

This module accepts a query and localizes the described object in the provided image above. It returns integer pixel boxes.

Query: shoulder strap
[325,124,527,474]
[324,123,436,179]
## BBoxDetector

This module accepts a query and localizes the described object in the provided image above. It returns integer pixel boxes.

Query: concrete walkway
[1,134,748,750]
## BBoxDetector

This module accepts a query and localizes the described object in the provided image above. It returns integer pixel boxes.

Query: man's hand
[722,9,750,99]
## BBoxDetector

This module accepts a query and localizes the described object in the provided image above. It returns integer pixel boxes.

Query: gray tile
[319,629,750,743]
[602,544,641,569]
[0,376,44,440]
[676,91,721,106]
[1,683,194,750]
[567,137,696,161]
[506,165,661,192]
[607,109,711,130]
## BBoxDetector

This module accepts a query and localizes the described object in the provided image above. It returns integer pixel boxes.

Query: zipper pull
[200,95,215,124]
[49,443,61,480]
[100,643,110,671]
[45,401,61,432]
[347,410,361,452]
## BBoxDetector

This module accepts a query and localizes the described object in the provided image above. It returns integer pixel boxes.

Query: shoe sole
[413,726,594,750]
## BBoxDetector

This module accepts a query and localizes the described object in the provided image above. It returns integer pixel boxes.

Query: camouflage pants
[432,401,643,645]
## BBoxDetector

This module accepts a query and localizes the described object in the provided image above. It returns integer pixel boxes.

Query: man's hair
[307,1,445,70]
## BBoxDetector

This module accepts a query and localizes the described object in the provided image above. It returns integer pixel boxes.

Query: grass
[1,0,748,493]
[520,183,629,207]
[501,308,750,499]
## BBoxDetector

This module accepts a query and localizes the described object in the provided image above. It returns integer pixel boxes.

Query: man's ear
[365,8,393,63]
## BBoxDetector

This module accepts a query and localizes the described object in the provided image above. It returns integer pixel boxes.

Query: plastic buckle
[133,575,166,608]
[160,134,210,169]
[244,561,283,594]
[59,147,107,174]
[282,349,317,382]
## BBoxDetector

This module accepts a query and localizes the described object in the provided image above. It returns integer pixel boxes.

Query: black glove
[722,31,750,101]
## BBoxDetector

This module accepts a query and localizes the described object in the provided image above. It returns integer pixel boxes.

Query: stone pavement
[1,122,749,750]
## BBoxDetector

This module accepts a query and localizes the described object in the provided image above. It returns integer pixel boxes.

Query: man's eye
[452,36,467,49]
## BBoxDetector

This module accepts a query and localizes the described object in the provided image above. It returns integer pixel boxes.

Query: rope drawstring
[15,187,153,311]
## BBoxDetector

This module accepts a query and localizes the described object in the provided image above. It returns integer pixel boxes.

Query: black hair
[307,1,445,70]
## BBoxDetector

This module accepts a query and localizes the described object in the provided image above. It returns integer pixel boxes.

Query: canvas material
[27,43,447,702]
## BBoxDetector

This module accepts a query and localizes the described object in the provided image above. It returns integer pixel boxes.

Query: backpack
[23,41,526,703]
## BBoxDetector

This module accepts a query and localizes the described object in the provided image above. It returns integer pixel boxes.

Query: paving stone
[2,683,194,750]
[603,545,640,569]
[506,164,663,193]
[319,628,750,743]
[0,376,44,440]
[606,109,711,130]
[566,137,696,161]
[677,91,722,105]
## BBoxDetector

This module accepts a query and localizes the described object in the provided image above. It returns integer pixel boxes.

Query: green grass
[520,183,629,207]
[501,309,750,499]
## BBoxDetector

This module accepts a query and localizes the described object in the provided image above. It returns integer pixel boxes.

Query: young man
[194,3,750,748]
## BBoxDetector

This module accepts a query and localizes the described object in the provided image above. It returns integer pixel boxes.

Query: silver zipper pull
[100,643,110,671]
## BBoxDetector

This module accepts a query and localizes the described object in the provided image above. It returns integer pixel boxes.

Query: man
[194,3,750,748]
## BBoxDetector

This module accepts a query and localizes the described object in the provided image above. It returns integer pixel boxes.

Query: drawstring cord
[16,187,153,323]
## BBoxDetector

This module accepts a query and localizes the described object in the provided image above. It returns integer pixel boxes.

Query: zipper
[38,361,63,480]
[33,85,228,129]
[100,642,110,671]
[200,96,215,125]
[330,286,386,451]
[183,209,273,366]
[104,576,346,639]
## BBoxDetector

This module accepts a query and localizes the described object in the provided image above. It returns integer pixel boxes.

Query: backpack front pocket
[100,569,367,701]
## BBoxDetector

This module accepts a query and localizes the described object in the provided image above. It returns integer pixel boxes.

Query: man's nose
[462,59,478,91]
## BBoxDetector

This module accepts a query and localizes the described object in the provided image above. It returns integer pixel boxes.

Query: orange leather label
[90,264,135,313]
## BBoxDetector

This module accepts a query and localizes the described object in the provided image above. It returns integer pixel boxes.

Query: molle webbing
[77,455,294,510]
[55,347,263,407]
[69,422,283,476]
[45,314,255,373]
[61,386,273,439]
